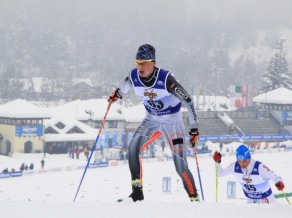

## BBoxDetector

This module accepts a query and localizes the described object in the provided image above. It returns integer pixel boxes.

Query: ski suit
[120,67,199,198]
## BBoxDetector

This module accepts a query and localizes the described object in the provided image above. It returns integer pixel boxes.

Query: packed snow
[0,142,291,218]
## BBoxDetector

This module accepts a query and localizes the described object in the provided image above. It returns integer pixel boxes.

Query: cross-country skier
[213,144,285,203]
[108,44,200,202]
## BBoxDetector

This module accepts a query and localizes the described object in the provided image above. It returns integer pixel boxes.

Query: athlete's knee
[172,138,184,146]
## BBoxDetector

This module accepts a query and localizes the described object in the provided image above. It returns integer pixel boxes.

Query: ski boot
[117,186,144,202]
[190,193,200,202]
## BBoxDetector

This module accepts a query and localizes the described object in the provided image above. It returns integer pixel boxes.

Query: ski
[117,197,135,203]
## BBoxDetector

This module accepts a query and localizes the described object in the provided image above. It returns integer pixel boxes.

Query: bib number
[244,184,257,192]
[147,100,164,110]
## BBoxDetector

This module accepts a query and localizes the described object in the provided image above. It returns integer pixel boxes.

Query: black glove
[108,88,122,103]
[189,128,199,148]
[213,152,222,163]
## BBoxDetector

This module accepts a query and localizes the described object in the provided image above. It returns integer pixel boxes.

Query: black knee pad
[172,138,183,145]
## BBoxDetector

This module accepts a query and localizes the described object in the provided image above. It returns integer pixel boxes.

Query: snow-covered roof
[43,117,98,142]
[0,99,51,118]
[71,78,93,87]
[46,99,124,121]
[44,117,97,134]
[253,87,292,104]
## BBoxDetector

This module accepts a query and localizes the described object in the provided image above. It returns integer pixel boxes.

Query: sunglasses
[135,59,154,65]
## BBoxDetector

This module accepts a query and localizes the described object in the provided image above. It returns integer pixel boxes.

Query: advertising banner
[15,125,43,137]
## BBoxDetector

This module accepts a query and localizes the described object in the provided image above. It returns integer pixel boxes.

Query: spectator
[119,149,125,160]
[76,149,80,159]
[68,147,72,158]
[84,147,89,160]
[219,142,223,151]
[29,163,34,170]
[41,159,45,169]
[20,163,25,171]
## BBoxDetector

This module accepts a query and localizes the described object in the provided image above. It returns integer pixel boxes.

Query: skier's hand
[108,88,122,103]
[189,128,199,148]
[213,152,222,163]
[275,181,285,191]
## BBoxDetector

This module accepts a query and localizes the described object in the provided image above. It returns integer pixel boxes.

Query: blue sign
[96,134,102,149]
[15,125,43,137]
[120,132,126,148]
[98,161,109,167]
[0,173,10,178]
[91,161,109,167]
[127,132,134,145]
[104,132,110,148]
[10,171,23,177]
[89,163,99,168]
[0,171,23,179]
[112,132,118,147]
[198,134,292,142]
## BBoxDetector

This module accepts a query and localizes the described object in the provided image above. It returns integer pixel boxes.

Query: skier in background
[213,144,285,203]
[109,44,200,202]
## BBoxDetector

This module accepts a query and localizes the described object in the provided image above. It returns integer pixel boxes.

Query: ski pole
[282,191,291,205]
[216,162,219,202]
[193,147,204,201]
[73,100,113,202]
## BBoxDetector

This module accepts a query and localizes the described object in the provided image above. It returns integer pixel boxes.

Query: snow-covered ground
[0,144,291,218]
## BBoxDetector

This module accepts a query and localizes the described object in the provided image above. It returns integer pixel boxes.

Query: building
[0,99,51,154]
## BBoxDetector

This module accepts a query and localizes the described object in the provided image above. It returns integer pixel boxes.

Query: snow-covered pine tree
[261,52,291,93]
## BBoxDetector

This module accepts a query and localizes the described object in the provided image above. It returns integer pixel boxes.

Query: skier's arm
[108,75,132,102]
[120,76,132,95]
[166,74,198,129]
[259,163,283,183]
[217,162,235,177]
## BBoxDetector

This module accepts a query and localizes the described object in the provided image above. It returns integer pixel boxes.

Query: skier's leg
[161,120,199,201]
[128,118,159,182]
[126,117,159,201]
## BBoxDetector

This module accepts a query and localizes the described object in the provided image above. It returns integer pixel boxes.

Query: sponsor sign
[10,171,23,177]
[0,173,11,178]
[89,161,109,168]
[197,135,292,142]
[0,171,23,179]
[15,125,43,137]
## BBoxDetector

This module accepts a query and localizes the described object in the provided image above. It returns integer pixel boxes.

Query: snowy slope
[0,148,291,218]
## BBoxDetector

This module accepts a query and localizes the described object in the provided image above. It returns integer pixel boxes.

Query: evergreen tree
[261,52,291,92]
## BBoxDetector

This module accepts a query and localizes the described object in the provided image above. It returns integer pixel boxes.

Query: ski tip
[117,197,136,203]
